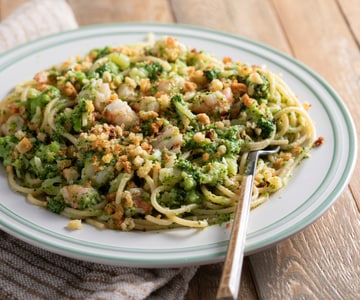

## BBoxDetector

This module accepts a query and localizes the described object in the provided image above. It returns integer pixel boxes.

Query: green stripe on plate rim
[0,23,357,262]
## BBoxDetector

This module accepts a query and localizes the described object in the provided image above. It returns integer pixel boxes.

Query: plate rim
[0,22,357,267]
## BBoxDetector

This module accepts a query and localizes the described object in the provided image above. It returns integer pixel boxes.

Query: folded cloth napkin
[0,231,197,300]
[0,0,78,52]
[0,1,197,299]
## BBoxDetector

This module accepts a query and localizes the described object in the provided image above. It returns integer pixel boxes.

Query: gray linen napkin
[0,1,197,299]
[0,0,78,52]
[0,231,197,300]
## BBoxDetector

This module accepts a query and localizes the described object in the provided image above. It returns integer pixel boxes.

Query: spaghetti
[0,37,318,231]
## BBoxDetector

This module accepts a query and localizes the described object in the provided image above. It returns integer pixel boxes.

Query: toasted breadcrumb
[66,219,82,230]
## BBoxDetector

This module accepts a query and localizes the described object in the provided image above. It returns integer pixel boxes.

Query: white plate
[0,23,357,267]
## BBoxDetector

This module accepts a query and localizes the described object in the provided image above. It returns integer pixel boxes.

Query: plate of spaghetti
[0,23,356,267]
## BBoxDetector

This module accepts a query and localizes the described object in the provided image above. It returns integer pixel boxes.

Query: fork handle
[216,175,254,300]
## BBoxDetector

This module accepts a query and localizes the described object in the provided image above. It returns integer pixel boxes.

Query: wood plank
[272,0,360,205]
[170,0,233,32]
[337,0,360,46]
[67,0,174,25]
[249,189,360,299]
[185,260,258,300]
[170,0,291,54]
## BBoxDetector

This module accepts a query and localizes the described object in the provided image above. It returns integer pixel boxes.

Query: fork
[216,146,280,300]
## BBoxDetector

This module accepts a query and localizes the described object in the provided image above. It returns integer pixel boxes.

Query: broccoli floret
[159,185,201,208]
[182,131,218,155]
[185,189,201,204]
[158,167,182,186]
[77,189,101,210]
[47,194,66,214]
[215,124,243,140]
[224,139,242,154]
[159,187,187,208]
[199,161,228,186]
[182,125,244,156]
[64,70,87,88]
[56,98,90,133]
[95,62,120,77]
[176,158,228,187]
[171,94,198,129]
[90,46,112,59]
[175,158,203,190]
[30,141,64,179]
[35,141,61,163]
[182,171,197,190]
[258,116,276,139]
[224,154,238,176]
[27,86,61,119]
[12,155,30,179]
[175,158,201,182]
[204,67,220,81]
[215,125,244,154]
[238,102,275,140]
[217,213,232,225]
[246,72,270,101]
[245,104,275,139]
[0,135,18,166]
[144,61,163,80]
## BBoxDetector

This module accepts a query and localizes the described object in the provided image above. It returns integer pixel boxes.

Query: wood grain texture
[170,0,233,32]
[272,0,360,206]
[185,261,258,300]
[170,0,290,54]
[250,189,360,299]
[338,0,360,46]
[67,0,174,25]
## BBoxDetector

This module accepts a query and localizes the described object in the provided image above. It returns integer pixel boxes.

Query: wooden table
[1,1,359,299]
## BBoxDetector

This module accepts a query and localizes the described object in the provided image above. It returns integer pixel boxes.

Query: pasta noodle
[0,37,321,231]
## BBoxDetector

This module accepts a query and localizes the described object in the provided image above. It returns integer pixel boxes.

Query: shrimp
[128,188,152,214]
[157,79,174,94]
[94,80,111,112]
[103,99,138,127]
[34,71,50,84]
[139,96,160,112]
[157,75,185,94]
[152,125,183,152]
[78,79,111,112]
[190,87,234,114]
[117,83,136,100]
[60,184,99,209]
